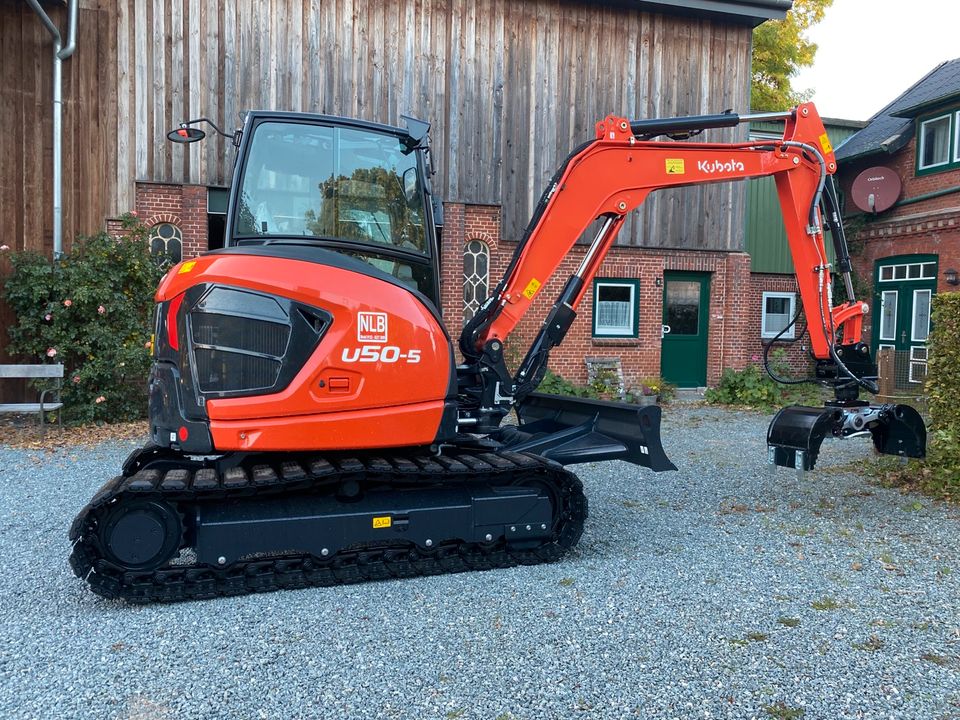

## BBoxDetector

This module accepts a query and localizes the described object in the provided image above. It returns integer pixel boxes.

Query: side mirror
[167,126,206,144]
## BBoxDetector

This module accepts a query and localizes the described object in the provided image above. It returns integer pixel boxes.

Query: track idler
[767,403,926,471]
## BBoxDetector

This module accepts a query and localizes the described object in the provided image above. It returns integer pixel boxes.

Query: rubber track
[68,449,587,603]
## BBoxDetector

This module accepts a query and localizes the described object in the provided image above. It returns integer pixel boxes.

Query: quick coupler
[767,403,926,472]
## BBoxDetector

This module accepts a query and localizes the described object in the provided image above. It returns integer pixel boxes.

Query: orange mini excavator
[70,103,925,602]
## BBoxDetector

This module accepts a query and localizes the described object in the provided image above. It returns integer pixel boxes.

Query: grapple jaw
[502,392,677,471]
[767,403,926,472]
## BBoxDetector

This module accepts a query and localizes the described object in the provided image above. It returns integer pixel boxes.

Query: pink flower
[44,314,52,321]
[144,341,152,349]
[0,244,9,252]
[72,375,80,384]
[97,305,106,315]
[63,299,72,307]
[94,396,106,404]
[751,354,760,362]
[46,347,57,358]
[130,210,138,217]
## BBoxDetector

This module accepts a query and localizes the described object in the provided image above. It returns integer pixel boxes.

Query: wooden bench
[0,364,64,428]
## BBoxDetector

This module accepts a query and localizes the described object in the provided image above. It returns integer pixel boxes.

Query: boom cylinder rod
[573,215,617,280]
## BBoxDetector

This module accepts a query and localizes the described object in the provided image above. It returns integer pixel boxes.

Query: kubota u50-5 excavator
[70,103,925,602]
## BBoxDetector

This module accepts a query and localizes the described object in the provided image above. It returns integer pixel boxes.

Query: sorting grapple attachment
[767,403,927,472]
[502,392,677,471]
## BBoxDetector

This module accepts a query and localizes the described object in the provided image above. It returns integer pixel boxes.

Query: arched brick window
[463,239,490,324]
[149,222,183,263]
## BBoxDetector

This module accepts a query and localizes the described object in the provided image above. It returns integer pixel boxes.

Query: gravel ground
[1,405,959,720]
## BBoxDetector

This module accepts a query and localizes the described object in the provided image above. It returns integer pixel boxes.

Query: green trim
[915,109,960,176]
[592,278,640,339]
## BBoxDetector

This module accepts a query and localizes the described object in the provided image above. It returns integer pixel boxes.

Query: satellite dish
[851,166,901,214]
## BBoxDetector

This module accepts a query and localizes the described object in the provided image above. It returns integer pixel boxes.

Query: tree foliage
[751,0,833,111]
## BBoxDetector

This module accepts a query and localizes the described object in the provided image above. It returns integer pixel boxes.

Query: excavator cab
[226,112,443,305]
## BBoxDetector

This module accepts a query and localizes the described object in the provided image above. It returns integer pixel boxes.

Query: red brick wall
[439,202,798,388]
[747,274,813,374]
[128,182,208,259]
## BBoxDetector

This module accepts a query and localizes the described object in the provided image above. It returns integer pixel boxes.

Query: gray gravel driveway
[1,406,958,719]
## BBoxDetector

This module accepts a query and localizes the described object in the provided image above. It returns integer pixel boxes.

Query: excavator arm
[458,102,926,472]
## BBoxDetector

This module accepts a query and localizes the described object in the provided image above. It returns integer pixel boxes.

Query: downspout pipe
[27,0,79,259]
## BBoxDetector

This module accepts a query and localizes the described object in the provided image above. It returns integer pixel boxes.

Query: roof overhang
[586,0,792,26]
[892,90,960,119]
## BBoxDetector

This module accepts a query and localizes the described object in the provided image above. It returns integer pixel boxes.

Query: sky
[791,0,958,122]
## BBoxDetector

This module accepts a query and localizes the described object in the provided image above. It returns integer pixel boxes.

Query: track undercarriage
[69,445,587,603]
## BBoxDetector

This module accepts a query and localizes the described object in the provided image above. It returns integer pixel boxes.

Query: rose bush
[3,214,171,423]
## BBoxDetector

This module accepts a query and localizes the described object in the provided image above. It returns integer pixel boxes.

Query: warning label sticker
[665,159,685,175]
[372,516,392,529]
[522,278,542,300]
[819,133,833,155]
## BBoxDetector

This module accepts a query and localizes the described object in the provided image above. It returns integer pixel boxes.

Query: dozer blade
[767,403,927,472]
[505,392,677,471]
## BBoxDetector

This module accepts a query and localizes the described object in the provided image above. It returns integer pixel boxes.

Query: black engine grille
[192,313,290,357]
[190,312,290,394]
[193,347,282,393]
[182,285,328,399]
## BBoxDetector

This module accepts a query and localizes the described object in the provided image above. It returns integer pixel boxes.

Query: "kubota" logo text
[698,159,745,174]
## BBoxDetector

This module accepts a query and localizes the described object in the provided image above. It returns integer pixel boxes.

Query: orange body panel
[157,253,452,452]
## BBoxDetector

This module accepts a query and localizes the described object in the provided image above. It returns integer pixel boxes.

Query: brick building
[835,58,960,390]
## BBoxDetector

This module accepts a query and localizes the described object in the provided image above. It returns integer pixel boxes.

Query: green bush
[705,349,822,410]
[2,214,171,423]
[537,369,601,399]
[923,292,960,497]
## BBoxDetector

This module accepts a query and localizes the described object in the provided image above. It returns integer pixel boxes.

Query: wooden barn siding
[121,0,751,250]
[0,0,117,255]
[1,0,751,256]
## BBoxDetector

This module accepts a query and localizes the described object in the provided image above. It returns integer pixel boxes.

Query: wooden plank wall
[0,0,752,256]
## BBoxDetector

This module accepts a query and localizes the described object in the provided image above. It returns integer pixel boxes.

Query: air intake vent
[185,285,329,398]
[194,348,281,393]
[192,313,290,357]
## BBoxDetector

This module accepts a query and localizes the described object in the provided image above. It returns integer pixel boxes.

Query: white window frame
[909,346,929,384]
[879,290,898,342]
[593,280,638,338]
[919,113,951,170]
[955,110,960,164]
[761,291,796,339]
[911,288,932,342]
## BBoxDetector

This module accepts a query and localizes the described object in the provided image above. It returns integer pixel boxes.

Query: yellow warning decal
[177,260,197,274]
[372,516,392,529]
[819,133,833,155]
[665,158,685,174]
[522,278,542,300]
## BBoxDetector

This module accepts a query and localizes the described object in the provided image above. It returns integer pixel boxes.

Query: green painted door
[872,255,937,389]
[661,271,711,387]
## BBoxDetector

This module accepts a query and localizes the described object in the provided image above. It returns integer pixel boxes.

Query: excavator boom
[457,103,925,471]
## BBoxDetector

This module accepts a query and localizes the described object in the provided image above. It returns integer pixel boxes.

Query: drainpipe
[27,0,79,259]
